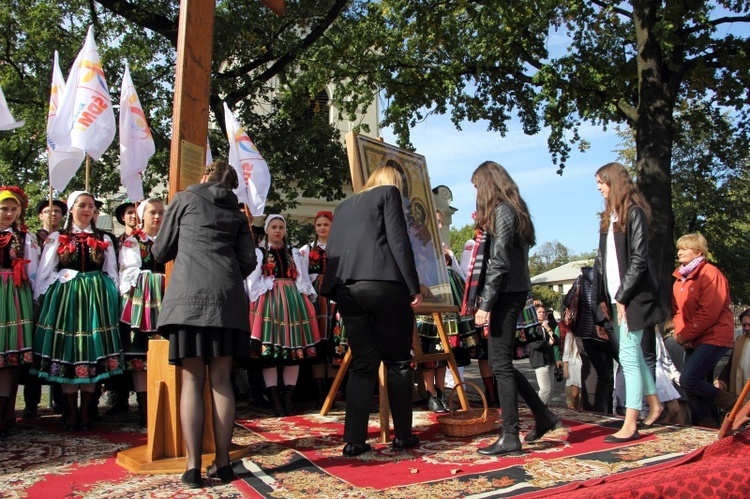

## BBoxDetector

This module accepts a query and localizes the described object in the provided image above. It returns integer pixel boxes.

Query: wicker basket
[436,381,499,438]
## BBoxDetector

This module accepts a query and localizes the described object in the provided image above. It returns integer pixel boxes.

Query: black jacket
[153,181,256,331]
[595,204,663,331]
[321,185,420,299]
[478,203,531,312]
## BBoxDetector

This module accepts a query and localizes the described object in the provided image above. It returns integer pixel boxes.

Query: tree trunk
[633,2,676,316]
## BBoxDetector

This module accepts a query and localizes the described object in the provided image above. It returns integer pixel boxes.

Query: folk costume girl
[118,198,165,426]
[247,214,321,416]
[416,209,478,413]
[32,191,124,431]
[0,186,39,438]
[299,210,347,408]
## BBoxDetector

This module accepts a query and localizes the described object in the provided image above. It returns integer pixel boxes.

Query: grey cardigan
[153,182,256,331]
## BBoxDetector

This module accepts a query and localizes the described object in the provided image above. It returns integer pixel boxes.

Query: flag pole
[85,154,90,192]
[47,185,53,232]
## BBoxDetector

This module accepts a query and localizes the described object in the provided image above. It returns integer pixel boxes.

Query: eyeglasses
[41,209,63,215]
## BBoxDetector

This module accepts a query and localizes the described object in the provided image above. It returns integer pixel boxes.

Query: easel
[117,0,285,473]
[320,304,469,443]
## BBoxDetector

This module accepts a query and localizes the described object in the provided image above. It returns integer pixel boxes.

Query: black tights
[180,356,235,471]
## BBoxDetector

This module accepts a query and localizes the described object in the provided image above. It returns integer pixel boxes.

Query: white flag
[50,25,116,164]
[47,50,85,191]
[0,83,24,131]
[223,102,271,216]
[119,63,154,201]
[206,136,213,166]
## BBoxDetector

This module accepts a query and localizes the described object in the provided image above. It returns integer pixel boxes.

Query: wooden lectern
[320,305,470,443]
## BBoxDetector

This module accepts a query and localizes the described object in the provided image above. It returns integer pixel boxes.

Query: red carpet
[3,405,746,498]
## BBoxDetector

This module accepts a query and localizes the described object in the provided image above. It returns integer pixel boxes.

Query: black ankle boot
[284,385,297,416]
[64,393,80,431]
[0,396,8,438]
[477,431,523,456]
[136,391,147,427]
[267,386,284,417]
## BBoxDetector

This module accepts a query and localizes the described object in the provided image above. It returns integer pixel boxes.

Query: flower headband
[315,210,333,221]
[0,185,28,210]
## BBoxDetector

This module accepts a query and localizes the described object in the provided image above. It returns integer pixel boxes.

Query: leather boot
[482,376,500,408]
[696,417,719,429]
[715,389,739,413]
[80,391,94,431]
[284,385,297,416]
[136,391,148,428]
[0,396,8,438]
[477,431,523,456]
[315,378,326,409]
[106,388,130,415]
[267,386,284,417]
[65,393,80,431]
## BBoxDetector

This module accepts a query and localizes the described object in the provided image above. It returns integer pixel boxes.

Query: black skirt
[164,324,251,366]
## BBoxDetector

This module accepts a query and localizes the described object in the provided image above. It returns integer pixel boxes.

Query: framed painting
[345,132,452,307]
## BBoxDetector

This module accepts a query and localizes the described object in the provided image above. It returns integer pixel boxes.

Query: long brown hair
[596,162,651,233]
[471,161,535,246]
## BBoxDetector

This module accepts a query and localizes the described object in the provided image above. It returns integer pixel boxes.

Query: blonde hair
[676,232,709,256]
[360,165,403,193]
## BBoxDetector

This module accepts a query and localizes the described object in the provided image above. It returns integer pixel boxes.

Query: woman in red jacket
[672,232,736,427]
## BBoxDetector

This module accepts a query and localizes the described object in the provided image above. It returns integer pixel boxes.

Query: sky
[380,118,621,256]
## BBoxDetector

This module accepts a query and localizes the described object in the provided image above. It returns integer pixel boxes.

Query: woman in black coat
[470,161,559,456]
[321,164,422,457]
[153,161,256,488]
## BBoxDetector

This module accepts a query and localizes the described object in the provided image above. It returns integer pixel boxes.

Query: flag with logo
[223,102,271,216]
[50,25,116,184]
[119,63,154,201]
[46,50,85,191]
[0,83,24,131]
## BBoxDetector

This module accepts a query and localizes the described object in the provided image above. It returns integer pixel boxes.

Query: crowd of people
[1,159,747,487]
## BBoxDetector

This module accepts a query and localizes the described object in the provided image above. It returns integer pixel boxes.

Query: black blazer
[320,185,420,300]
[595,204,663,331]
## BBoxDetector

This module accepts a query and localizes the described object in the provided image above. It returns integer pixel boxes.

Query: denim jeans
[680,343,729,424]
[613,306,656,410]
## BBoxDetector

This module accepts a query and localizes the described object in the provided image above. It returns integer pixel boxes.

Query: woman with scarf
[118,198,166,426]
[247,214,320,416]
[32,191,124,432]
[469,161,559,456]
[0,186,39,437]
[594,162,664,443]
[672,232,736,427]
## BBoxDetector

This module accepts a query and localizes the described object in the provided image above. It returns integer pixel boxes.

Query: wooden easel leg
[320,349,351,415]
[379,362,390,443]
[433,312,469,410]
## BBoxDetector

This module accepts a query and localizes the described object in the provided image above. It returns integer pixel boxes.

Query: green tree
[323,1,750,312]
[449,223,476,259]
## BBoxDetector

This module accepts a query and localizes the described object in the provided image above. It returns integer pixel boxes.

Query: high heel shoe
[181,468,203,488]
[206,462,235,483]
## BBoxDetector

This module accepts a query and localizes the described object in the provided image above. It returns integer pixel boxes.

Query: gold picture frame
[345,132,452,306]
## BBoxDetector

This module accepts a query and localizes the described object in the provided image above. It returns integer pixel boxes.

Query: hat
[0,185,28,210]
[315,211,333,221]
[94,199,104,209]
[264,214,286,232]
[115,201,136,225]
[36,199,68,217]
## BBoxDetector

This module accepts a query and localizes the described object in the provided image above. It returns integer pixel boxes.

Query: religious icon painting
[345,132,452,307]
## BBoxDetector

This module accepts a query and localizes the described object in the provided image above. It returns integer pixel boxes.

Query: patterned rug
[1,404,742,498]
[233,406,721,498]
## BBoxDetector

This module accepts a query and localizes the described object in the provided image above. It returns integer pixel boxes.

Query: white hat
[66,191,93,211]
[264,214,285,232]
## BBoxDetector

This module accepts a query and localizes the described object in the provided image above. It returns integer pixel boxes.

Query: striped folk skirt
[120,271,165,372]
[32,270,124,384]
[0,269,34,368]
[311,275,348,366]
[249,279,321,365]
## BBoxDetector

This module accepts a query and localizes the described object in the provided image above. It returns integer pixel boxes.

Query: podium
[320,305,469,442]
[116,339,250,473]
